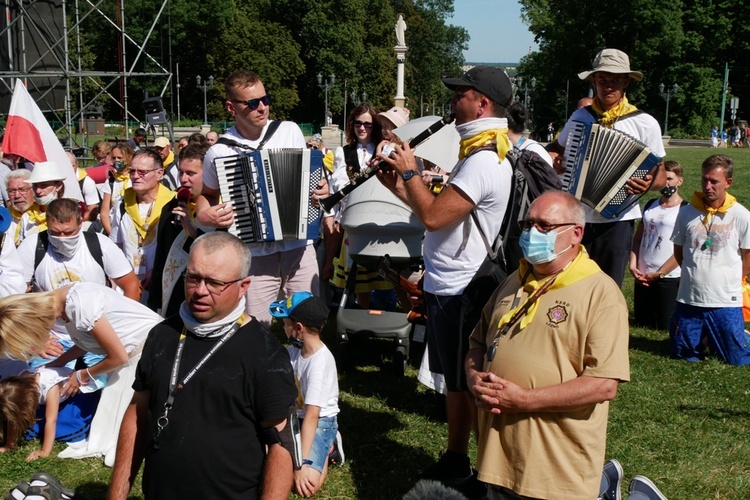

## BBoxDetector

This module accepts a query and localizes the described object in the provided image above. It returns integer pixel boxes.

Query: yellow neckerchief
[591,95,638,127]
[11,203,46,245]
[123,184,175,240]
[188,201,197,218]
[458,128,511,162]
[690,191,736,225]
[497,248,600,331]
[113,170,130,199]
[323,150,335,173]
[164,151,175,167]
[76,168,87,182]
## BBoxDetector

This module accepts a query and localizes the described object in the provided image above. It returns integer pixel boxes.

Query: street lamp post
[196,75,214,125]
[659,83,679,136]
[516,77,536,130]
[317,73,335,127]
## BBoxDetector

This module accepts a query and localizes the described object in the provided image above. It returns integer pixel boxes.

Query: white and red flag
[2,79,82,201]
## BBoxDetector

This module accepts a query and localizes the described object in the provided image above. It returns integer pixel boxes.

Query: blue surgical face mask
[520,226,574,264]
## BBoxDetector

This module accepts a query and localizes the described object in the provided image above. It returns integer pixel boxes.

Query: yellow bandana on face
[496,248,601,332]
[458,128,511,162]
[123,184,175,240]
[591,95,638,127]
[690,191,736,225]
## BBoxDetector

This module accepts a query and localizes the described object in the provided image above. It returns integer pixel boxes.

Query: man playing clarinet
[548,48,666,287]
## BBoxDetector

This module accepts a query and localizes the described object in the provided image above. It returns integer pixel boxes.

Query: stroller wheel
[338,340,353,372]
[393,346,407,377]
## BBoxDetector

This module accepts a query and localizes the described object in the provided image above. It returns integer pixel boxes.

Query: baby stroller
[335,176,424,376]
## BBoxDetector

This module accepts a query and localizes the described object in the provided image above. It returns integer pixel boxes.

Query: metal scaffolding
[0,0,172,148]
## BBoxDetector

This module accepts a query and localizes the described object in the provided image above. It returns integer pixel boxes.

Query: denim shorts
[302,415,338,473]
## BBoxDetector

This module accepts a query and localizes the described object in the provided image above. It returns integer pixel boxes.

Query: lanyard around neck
[153,314,245,448]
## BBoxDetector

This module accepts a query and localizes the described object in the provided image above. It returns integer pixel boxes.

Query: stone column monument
[394,14,408,108]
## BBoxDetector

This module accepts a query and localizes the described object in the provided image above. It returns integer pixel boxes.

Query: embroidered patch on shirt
[546,305,568,325]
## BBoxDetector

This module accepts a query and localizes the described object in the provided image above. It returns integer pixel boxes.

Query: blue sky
[450,0,537,64]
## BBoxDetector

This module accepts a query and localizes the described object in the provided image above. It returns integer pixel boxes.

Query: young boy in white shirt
[269,292,343,497]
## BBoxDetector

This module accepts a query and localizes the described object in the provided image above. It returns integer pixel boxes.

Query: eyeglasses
[183,272,244,294]
[353,121,373,129]
[232,94,271,110]
[7,187,32,195]
[519,219,577,233]
[128,168,159,177]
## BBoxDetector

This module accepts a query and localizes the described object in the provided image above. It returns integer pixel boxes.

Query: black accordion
[561,122,662,219]
[214,149,323,243]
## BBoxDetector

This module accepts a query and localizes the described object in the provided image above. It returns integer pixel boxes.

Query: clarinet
[320,115,454,212]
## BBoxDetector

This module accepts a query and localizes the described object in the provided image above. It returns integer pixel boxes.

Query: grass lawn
[2,147,750,499]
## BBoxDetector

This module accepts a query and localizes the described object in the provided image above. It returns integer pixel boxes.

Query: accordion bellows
[562,122,663,219]
[215,149,323,242]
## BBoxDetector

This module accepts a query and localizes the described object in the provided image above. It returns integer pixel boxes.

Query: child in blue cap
[269,292,342,497]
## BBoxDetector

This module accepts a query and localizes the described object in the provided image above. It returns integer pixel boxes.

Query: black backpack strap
[643,198,658,212]
[34,230,49,274]
[215,120,283,152]
[82,231,105,272]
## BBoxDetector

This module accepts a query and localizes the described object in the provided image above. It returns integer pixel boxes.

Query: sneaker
[628,475,668,500]
[328,431,345,466]
[599,458,623,500]
[418,450,472,486]
[453,469,488,500]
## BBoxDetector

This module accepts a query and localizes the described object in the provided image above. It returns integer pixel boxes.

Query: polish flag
[2,79,82,201]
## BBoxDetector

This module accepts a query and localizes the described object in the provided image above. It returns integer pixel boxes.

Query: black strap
[215,120,282,152]
[153,316,245,449]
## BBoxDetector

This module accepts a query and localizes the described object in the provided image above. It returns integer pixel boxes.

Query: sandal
[4,480,30,500]
[29,472,75,500]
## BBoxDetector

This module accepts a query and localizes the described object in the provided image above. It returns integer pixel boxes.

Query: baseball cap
[154,137,170,148]
[26,161,67,184]
[269,292,329,328]
[577,48,643,81]
[443,66,513,107]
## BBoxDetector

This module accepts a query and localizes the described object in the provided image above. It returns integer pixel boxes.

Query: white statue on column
[395,14,407,48]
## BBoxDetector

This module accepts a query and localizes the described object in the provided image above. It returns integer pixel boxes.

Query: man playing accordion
[548,48,666,287]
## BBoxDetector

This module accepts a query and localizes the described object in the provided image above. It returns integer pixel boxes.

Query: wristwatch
[658,272,665,279]
[402,170,420,181]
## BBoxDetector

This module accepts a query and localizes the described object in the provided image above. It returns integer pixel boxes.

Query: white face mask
[34,190,58,206]
[48,232,82,259]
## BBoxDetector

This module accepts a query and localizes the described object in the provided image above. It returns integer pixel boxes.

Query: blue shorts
[301,415,338,473]
[670,303,750,366]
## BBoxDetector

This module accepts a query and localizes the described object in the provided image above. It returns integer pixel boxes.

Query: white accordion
[561,121,662,219]
[214,149,323,243]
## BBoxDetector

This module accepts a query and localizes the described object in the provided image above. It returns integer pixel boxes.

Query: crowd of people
[0,47,747,499]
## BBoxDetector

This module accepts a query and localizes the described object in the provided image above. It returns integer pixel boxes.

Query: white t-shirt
[671,202,750,307]
[202,121,308,257]
[423,150,512,295]
[557,107,666,223]
[80,175,100,206]
[288,344,340,419]
[19,232,133,290]
[637,199,682,278]
[101,177,131,225]
[8,211,42,246]
[0,236,26,297]
[63,282,162,355]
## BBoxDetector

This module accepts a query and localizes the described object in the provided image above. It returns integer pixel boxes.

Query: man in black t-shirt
[109,232,298,499]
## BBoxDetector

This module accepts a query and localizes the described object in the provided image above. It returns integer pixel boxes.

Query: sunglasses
[232,94,271,110]
[128,168,160,177]
[353,121,373,129]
